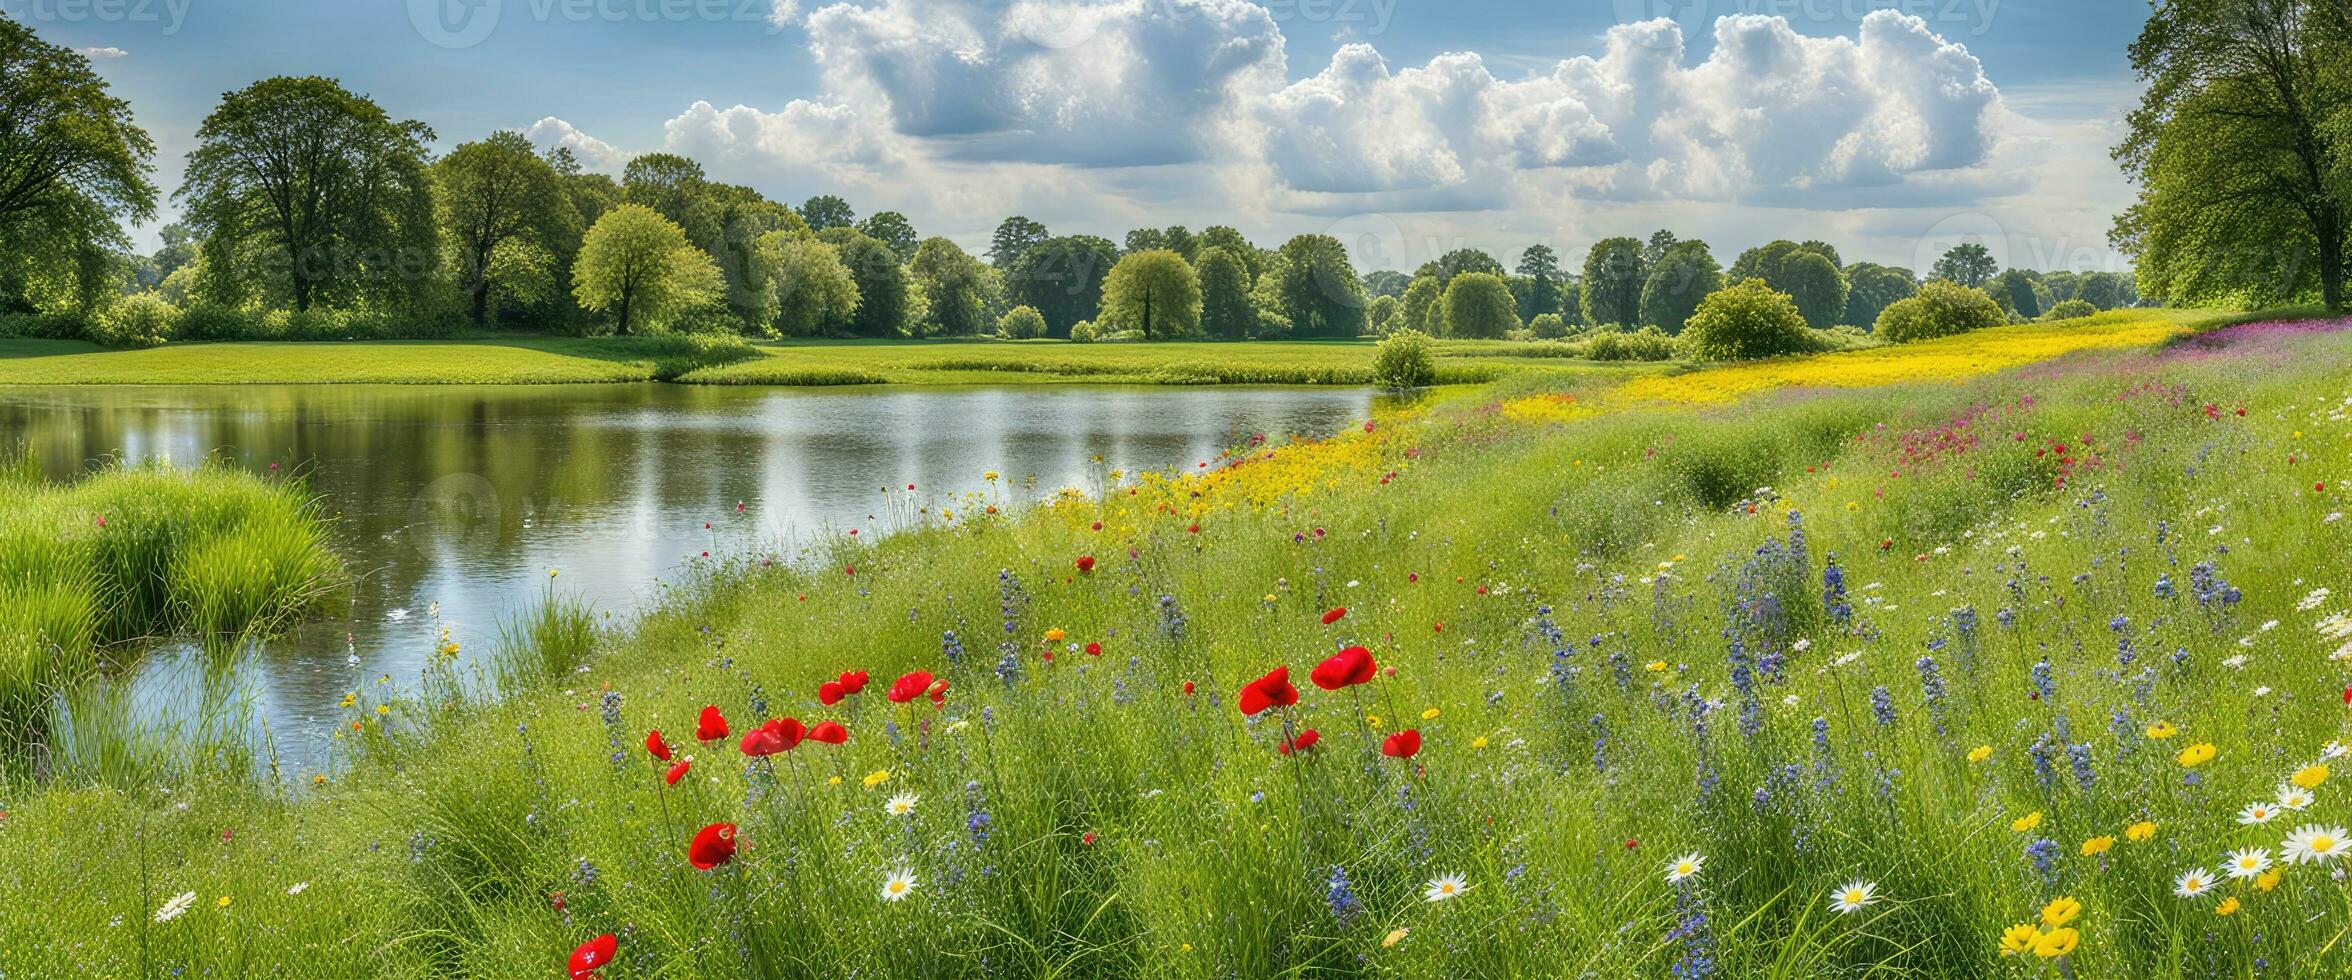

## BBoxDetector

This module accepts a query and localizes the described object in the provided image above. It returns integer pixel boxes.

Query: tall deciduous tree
[1441,272,1519,339]
[1780,251,1850,329]
[571,203,722,335]
[1196,245,1254,339]
[0,13,157,313]
[435,131,574,324]
[1195,225,1259,282]
[799,194,854,232]
[907,236,991,337]
[2114,0,2350,310]
[1399,274,1444,336]
[178,76,436,312]
[1637,240,1723,333]
[1273,234,1367,338]
[1580,237,1646,327]
[858,211,919,262]
[1931,242,1999,288]
[1841,262,1918,327]
[1008,234,1117,337]
[818,227,913,337]
[988,216,1049,269]
[761,231,859,337]
[1515,245,1564,320]
[1101,249,1200,340]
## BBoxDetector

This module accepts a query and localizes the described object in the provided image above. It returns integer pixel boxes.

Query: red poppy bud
[888,670,935,703]
[1091,521,1102,530]
[695,705,728,742]
[1187,523,1200,534]
[688,823,736,870]
[1085,642,1102,656]
[569,933,618,980]
[645,729,671,761]
[1182,680,1195,695]
[1321,607,1346,625]
[1076,555,1096,573]
[1382,729,1422,759]
[808,720,848,744]
[665,759,691,785]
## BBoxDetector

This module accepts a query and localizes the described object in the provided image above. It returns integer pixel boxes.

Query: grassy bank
[0,335,761,385]
[2,314,2349,977]
[0,458,341,742]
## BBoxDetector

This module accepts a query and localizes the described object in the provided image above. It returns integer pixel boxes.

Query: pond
[0,383,1377,772]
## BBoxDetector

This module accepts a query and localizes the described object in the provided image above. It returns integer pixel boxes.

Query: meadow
[1,311,2349,978]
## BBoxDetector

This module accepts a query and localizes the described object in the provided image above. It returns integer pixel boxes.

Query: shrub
[89,295,180,348]
[2043,299,2096,322]
[0,311,94,341]
[1581,325,1679,362]
[1068,320,1098,344]
[1875,279,2007,343]
[1371,328,1436,388]
[1681,279,1813,361]
[1529,312,1569,339]
[997,305,1047,340]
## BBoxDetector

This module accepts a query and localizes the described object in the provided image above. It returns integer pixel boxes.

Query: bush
[1580,325,1679,362]
[997,305,1047,340]
[0,311,94,340]
[1371,328,1437,388]
[1068,320,1098,344]
[1529,312,1569,339]
[89,295,180,348]
[1875,279,2007,343]
[2043,299,2096,322]
[1681,279,1813,361]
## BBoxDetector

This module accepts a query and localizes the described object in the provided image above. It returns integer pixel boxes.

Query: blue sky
[26,0,2153,272]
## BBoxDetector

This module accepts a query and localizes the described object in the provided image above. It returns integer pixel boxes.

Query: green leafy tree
[1363,269,1410,299]
[1682,279,1814,361]
[761,232,859,337]
[1161,226,1197,263]
[799,194,854,232]
[1366,294,1401,334]
[858,211,919,262]
[1008,234,1117,337]
[2044,298,2097,321]
[1780,252,1849,328]
[1122,227,1167,255]
[1195,226,1259,282]
[1414,248,1504,287]
[906,236,990,337]
[1273,234,1367,338]
[1399,274,1444,336]
[1797,240,1843,268]
[817,227,913,337]
[1580,237,1646,327]
[997,304,1046,340]
[2115,0,2349,310]
[1637,241,1723,333]
[1932,242,1999,288]
[2076,271,2129,310]
[1991,268,2044,319]
[1529,312,1568,339]
[0,13,157,313]
[178,76,436,312]
[1100,249,1201,340]
[1841,262,1917,327]
[1641,230,1679,266]
[987,216,1049,269]
[571,203,723,335]
[1196,245,1255,339]
[1874,279,2006,343]
[1441,272,1519,339]
[434,131,574,325]
[621,154,705,226]
[1515,245,1564,320]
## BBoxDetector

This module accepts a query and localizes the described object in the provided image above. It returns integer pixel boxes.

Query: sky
[23,0,2155,274]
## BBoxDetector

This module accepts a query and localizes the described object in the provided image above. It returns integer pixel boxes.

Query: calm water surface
[0,383,1375,770]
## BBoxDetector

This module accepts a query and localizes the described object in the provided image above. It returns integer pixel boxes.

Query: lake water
[0,383,1376,771]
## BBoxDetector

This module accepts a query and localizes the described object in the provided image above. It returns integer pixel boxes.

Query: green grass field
[3,316,2351,977]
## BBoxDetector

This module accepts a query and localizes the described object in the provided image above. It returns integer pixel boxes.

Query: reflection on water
[0,383,1375,770]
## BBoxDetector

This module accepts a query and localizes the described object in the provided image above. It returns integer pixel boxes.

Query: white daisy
[2279,785,2317,810]
[1828,880,1878,914]
[1422,874,1472,903]
[879,870,918,902]
[2284,824,2352,864]
[285,881,309,896]
[2173,867,2215,899]
[2224,848,2272,880]
[884,792,920,817]
[153,891,196,923]
[2240,802,2280,825]
[1664,852,1706,884]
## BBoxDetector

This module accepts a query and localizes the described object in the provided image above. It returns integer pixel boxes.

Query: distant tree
[149,222,199,283]
[1272,234,1367,338]
[1100,249,1200,340]
[1516,245,1564,320]
[1558,279,1585,327]
[1874,279,2006,343]
[1797,240,1843,268]
[761,232,859,337]
[435,131,573,325]
[798,194,854,232]
[1122,227,1167,255]
[178,76,436,312]
[2076,271,2129,310]
[1196,245,1255,339]
[1932,242,1999,288]
[2044,298,2097,321]
[817,227,912,336]
[907,236,991,336]
[1366,294,1401,334]
[1781,252,1849,328]
[1195,226,1259,282]
[1441,272,1520,339]
[1415,248,1504,287]
[1641,230,1679,267]
[1008,234,1117,337]
[621,153,706,227]
[1529,312,1569,339]
[1580,237,1646,327]
[857,211,919,262]
[1363,269,1411,299]
[1399,274,1444,336]
[1682,279,1814,361]
[987,216,1050,269]
[1161,226,1198,263]
[1637,241,1723,333]
[572,203,723,335]
[1841,262,1918,328]
[0,13,157,313]
[1991,268,2044,319]
[1248,252,1292,337]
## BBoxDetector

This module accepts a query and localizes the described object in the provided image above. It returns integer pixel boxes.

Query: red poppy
[644,729,671,762]
[1075,555,1096,573]
[928,678,950,707]
[1310,646,1377,691]
[1187,523,1200,534]
[740,717,804,756]
[808,720,848,744]
[838,670,869,694]
[688,822,737,870]
[1084,641,1102,656]
[1181,680,1195,695]
[665,759,691,785]
[568,933,618,980]
[888,670,935,703]
[1382,729,1422,759]
[1321,607,1346,625]
[818,680,847,705]
[1278,729,1320,754]
[695,705,728,742]
[1237,666,1299,715]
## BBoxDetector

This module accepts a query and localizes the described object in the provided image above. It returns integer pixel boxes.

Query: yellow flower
[311,774,328,786]
[2294,764,2329,789]
[215,895,233,909]
[374,704,390,715]
[1421,708,1441,721]
[1178,943,1192,953]
[2216,897,2241,916]
[1645,661,1669,672]
[1470,736,1489,749]
[1263,594,1277,603]
[1967,745,1993,763]
[2080,836,2114,856]
[2011,811,2043,833]
[983,471,1000,482]
[337,692,356,708]
[1382,928,1409,948]
[1845,501,1860,512]
[1998,923,2040,957]
[2125,821,2158,843]
[861,769,891,789]
[2145,720,2177,739]
[826,775,842,786]
[2177,742,2216,768]
[1364,714,1382,727]
[2256,868,2282,892]
[2032,927,2078,958]
[1044,628,1066,642]
[2040,896,2080,927]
